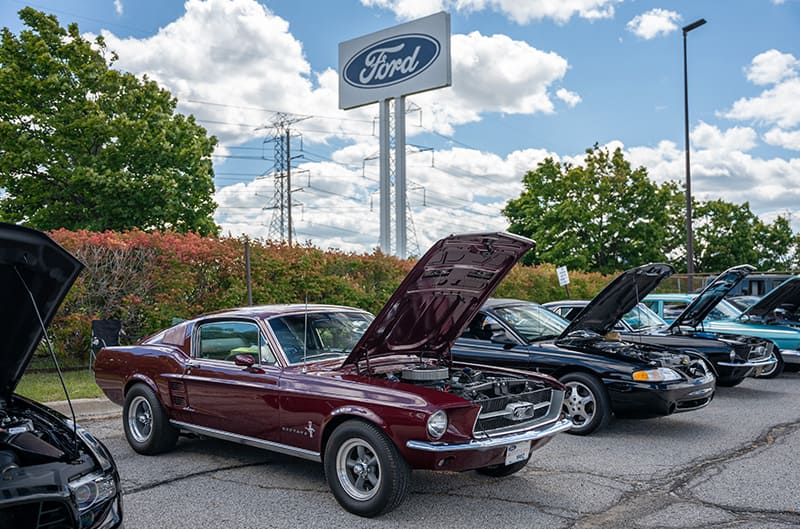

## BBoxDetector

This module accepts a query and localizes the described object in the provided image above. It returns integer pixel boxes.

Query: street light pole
[682,18,706,292]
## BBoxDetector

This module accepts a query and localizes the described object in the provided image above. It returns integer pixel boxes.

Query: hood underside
[741,276,800,319]
[559,263,674,339]
[668,265,754,330]
[0,224,83,397]
[342,232,535,368]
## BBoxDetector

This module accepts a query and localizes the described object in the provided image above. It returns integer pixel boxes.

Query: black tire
[475,454,530,477]
[324,420,410,517]
[717,376,746,387]
[756,348,784,379]
[559,372,611,436]
[123,384,178,455]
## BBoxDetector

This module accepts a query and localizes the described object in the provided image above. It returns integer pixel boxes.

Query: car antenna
[302,293,308,374]
[14,265,79,455]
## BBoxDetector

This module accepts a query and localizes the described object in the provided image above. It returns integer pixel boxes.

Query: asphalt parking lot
[82,373,800,529]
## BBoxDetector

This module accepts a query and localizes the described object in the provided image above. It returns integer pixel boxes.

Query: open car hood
[667,265,754,330]
[741,276,800,319]
[342,232,535,368]
[0,224,83,397]
[558,263,674,339]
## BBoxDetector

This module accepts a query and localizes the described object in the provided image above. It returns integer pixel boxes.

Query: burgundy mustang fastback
[94,232,572,517]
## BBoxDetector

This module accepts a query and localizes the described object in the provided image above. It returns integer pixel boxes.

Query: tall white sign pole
[379,99,391,253]
[394,96,407,258]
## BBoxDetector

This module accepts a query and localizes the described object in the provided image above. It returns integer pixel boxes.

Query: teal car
[644,268,800,375]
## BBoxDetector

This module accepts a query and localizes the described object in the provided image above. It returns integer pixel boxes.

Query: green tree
[503,145,677,273]
[692,200,760,272]
[0,8,218,234]
[755,215,796,271]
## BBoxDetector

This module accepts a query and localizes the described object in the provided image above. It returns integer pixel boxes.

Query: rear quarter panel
[94,345,187,411]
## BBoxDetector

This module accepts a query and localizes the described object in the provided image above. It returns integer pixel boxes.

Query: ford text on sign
[343,34,440,89]
[339,11,451,110]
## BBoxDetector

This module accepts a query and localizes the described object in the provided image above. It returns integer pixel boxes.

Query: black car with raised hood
[544,266,777,387]
[644,265,784,379]
[451,263,716,435]
[0,224,122,529]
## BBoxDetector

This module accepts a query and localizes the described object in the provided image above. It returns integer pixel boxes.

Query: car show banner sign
[338,12,451,110]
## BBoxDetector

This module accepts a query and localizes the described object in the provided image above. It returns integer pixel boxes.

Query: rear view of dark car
[0,224,122,529]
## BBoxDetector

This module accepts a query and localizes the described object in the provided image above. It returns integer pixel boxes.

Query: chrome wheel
[563,381,596,427]
[128,395,153,443]
[336,438,382,501]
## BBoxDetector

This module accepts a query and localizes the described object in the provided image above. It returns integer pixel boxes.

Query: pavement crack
[123,461,271,495]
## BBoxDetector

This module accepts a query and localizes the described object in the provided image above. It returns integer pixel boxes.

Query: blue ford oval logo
[344,34,441,89]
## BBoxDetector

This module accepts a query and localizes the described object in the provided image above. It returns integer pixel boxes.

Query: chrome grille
[474,387,554,434]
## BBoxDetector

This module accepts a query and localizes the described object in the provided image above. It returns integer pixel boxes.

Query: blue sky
[2,0,799,254]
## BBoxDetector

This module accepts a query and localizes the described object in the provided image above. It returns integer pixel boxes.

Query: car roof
[200,304,368,320]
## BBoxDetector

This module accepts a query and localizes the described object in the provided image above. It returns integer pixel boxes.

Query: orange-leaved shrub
[46,230,611,361]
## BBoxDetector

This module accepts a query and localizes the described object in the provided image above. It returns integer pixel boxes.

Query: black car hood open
[342,232,535,368]
[667,265,754,330]
[559,263,674,339]
[741,276,800,319]
[0,224,83,397]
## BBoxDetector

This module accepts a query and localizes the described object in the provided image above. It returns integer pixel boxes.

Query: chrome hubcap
[336,439,381,501]
[563,381,596,427]
[128,396,153,443]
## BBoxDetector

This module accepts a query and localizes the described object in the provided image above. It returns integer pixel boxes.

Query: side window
[460,314,497,341]
[197,321,275,365]
[662,302,687,321]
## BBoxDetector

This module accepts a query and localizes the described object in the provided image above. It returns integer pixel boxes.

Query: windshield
[623,303,667,331]
[493,304,569,342]
[268,311,373,364]
[705,299,742,321]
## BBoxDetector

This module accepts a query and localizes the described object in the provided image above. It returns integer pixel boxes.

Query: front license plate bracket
[504,440,531,465]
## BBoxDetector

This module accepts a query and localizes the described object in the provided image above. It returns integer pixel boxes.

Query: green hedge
[46,230,611,360]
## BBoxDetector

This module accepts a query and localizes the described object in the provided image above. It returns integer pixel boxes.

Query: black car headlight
[69,471,117,526]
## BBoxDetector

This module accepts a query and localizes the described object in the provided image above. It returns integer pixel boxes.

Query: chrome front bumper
[717,355,777,368]
[405,417,573,453]
[781,349,800,365]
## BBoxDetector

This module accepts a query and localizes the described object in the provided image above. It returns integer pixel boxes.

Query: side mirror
[486,323,517,345]
[233,354,255,367]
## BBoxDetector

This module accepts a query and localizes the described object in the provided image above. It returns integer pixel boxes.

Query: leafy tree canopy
[504,145,798,274]
[0,8,218,234]
[503,145,675,274]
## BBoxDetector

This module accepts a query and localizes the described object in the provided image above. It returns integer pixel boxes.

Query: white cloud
[408,32,569,134]
[764,127,800,151]
[361,0,621,24]
[691,122,758,152]
[214,142,558,251]
[626,9,681,40]
[114,0,123,16]
[745,49,799,85]
[556,88,582,107]
[723,76,800,129]
[623,125,800,230]
[92,1,572,148]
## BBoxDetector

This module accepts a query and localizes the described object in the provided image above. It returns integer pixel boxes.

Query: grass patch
[16,369,104,402]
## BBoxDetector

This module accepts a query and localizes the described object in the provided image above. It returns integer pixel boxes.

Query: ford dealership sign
[339,12,451,109]
[343,34,441,89]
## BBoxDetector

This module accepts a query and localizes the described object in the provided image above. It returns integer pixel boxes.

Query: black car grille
[0,500,75,529]
[474,388,553,434]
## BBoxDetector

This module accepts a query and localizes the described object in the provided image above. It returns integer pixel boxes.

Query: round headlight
[73,481,97,510]
[426,410,448,439]
[632,368,681,382]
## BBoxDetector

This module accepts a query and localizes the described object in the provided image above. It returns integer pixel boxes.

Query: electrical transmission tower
[264,113,308,245]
